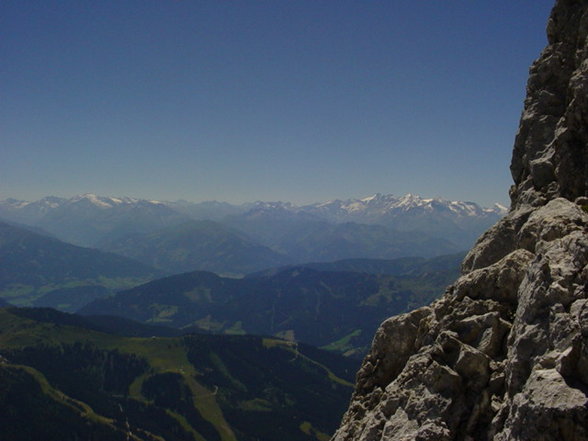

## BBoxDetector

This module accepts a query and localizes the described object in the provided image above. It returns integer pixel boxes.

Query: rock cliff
[332,1,588,440]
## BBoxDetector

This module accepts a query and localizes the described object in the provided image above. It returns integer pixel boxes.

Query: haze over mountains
[0,221,162,311]
[0,191,469,359]
[0,194,188,247]
[0,200,465,438]
[98,220,290,276]
[2,193,506,240]
[0,215,462,356]
[0,193,505,274]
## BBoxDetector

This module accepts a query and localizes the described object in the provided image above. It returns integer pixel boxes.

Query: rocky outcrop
[332,1,588,440]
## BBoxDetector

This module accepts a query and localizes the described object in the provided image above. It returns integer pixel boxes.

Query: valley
[0,192,497,439]
[80,254,462,357]
[0,212,463,357]
[0,221,162,311]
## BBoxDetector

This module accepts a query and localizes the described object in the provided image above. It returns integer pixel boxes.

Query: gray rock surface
[332,1,588,440]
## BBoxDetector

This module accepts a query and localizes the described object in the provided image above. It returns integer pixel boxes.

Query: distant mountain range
[98,220,290,276]
[1,193,506,274]
[174,193,507,250]
[297,193,507,248]
[222,214,459,264]
[0,194,189,247]
[0,218,461,321]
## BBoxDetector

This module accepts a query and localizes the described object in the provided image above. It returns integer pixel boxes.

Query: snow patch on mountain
[299,193,507,222]
[67,193,146,208]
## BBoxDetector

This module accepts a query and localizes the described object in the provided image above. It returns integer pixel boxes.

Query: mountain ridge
[0,221,161,310]
[97,219,291,276]
[80,255,460,357]
[1,192,505,245]
[0,193,190,247]
[2,192,500,271]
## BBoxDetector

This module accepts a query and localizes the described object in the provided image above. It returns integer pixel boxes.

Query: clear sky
[2,0,555,206]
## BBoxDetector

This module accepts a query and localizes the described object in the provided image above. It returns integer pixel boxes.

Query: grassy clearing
[165,409,207,441]
[263,338,354,387]
[146,304,179,323]
[109,337,236,441]
[299,421,331,441]
[183,374,238,441]
[296,352,354,388]
[224,321,246,335]
[238,398,272,412]
[321,329,362,353]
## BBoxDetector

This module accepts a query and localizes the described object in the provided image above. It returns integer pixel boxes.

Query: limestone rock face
[332,1,588,440]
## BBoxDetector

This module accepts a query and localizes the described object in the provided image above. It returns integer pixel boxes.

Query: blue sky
[2,1,554,206]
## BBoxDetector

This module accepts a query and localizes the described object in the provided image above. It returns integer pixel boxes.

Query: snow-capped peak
[70,193,114,208]
[360,193,383,203]
[0,198,31,209]
[396,193,426,209]
[68,193,152,208]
